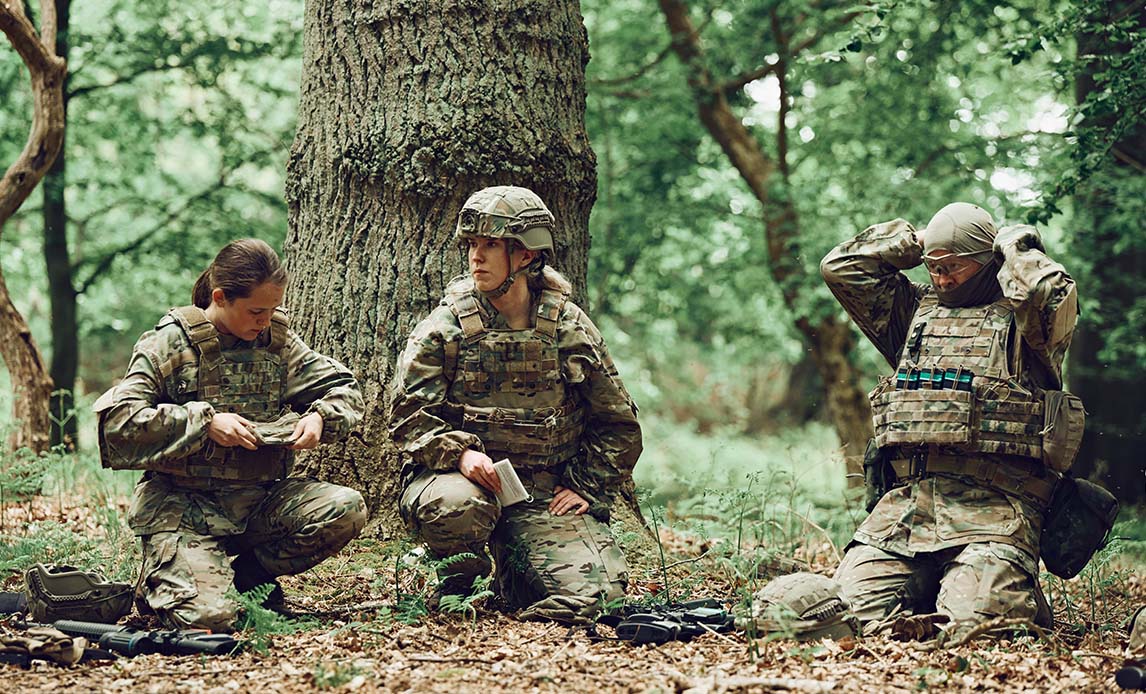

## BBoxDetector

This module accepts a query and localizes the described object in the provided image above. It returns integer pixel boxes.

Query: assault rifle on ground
[591,598,735,645]
[42,620,241,657]
[1,616,241,667]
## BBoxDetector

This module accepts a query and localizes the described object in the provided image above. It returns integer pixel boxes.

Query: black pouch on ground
[592,598,734,645]
[1040,475,1119,579]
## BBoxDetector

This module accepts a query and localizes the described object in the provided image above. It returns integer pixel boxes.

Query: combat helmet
[454,186,555,298]
[737,572,859,641]
[24,563,133,623]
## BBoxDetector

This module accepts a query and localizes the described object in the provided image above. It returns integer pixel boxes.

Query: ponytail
[191,239,288,308]
[192,268,213,308]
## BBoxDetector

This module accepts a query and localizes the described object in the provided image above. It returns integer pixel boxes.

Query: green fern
[229,584,315,655]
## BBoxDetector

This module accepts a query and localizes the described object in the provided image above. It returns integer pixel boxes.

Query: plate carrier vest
[870,293,1044,460]
[441,282,586,470]
[152,305,293,482]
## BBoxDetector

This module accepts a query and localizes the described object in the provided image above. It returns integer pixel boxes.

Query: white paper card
[493,458,533,507]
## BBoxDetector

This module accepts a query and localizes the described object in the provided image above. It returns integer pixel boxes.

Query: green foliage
[1,0,304,393]
[436,574,495,623]
[231,583,315,655]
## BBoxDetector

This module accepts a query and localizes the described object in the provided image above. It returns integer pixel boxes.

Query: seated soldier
[389,185,641,624]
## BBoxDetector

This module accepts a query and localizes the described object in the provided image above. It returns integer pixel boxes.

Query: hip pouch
[1040,475,1119,579]
[1042,390,1085,473]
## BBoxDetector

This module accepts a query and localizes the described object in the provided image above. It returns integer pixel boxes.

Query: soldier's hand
[208,413,258,450]
[288,412,323,450]
[458,449,501,494]
[550,485,589,516]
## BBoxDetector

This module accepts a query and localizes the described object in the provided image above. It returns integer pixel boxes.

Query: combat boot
[231,552,285,609]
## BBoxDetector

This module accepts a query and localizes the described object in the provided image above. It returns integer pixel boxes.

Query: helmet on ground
[454,186,556,254]
[24,563,133,623]
[737,572,858,641]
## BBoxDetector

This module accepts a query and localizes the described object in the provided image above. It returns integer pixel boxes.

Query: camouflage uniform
[390,274,641,623]
[96,306,367,631]
[821,218,1078,634]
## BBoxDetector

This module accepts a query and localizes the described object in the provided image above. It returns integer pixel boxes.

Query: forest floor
[0,490,1142,694]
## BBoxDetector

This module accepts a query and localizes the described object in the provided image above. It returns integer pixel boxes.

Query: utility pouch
[872,388,972,447]
[1042,391,1085,473]
[1040,476,1119,579]
[862,438,895,512]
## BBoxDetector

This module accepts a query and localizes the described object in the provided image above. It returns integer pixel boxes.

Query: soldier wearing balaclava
[819,202,1085,641]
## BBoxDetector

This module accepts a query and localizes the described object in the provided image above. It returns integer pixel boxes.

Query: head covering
[922,202,1002,307]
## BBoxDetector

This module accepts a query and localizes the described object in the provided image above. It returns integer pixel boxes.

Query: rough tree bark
[286,0,647,537]
[658,0,873,480]
[0,0,66,453]
[1069,1,1145,504]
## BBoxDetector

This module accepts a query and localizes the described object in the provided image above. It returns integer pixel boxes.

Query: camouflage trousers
[399,467,627,623]
[833,540,1051,636]
[137,477,366,631]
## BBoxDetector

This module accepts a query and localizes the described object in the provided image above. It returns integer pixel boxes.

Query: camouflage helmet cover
[454,186,555,253]
[24,563,133,623]
[737,572,859,642]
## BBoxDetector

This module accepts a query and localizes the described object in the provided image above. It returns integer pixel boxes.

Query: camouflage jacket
[821,220,1078,561]
[100,311,364,535]
[388,279,641,519]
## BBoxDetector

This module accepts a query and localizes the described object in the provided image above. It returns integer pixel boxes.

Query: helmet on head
[455,186,555,298]
[454,186,556,254]
[736,572,858,641]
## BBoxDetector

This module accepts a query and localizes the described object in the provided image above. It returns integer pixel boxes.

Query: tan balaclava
[922,202,1002,307]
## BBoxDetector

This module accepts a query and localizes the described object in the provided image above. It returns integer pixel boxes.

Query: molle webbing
[446,286,566,343]
[907,295,1011,379]
[462,400,586,469]
[165,305,293,482]
[889,452,1056,506]
[872,295,1044,460]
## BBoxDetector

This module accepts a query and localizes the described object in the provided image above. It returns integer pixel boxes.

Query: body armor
[154,305,292,482]
[442,281,585,469]
[871,293,1044,460]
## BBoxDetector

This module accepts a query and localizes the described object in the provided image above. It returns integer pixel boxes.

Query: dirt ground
[0,496,1141,693]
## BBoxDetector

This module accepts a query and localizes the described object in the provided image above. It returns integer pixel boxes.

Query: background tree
[1,0,65,453]
[285,0,604,532]
[1,0,304,450]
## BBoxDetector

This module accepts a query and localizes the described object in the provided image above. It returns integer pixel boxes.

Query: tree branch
[591,43,673,86]
[75,178,226,293]
[68,60,186,99]
[0,1,66,224]
[36,0,53,48]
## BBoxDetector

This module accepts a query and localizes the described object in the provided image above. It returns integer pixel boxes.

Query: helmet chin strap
[479,253,545,300]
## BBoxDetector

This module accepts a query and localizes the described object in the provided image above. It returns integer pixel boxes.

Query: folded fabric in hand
[251,411,301,446]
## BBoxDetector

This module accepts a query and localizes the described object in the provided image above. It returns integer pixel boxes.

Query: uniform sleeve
[282,332,364,442]
[559,305,642,518]
[820,218,927,367]
[994,225,1078,384]
[387,307,485,472]
[98,333,215,471]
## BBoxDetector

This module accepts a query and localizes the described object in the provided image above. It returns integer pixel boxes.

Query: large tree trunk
[1068,2,1145,504]
[44,0,76,448]
[659,0,872,481]
[0,2,66,454]
[286,0,645,536]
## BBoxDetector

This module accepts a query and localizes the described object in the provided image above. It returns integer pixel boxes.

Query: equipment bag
[1041,476,1119,579]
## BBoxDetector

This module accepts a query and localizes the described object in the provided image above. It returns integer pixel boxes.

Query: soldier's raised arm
[820,218,927,367]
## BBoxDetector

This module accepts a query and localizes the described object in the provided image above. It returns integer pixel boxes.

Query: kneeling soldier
[389,186,641,624]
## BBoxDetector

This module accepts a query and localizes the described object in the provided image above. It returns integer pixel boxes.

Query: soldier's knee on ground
[936,542,1046,631]
[162,596,239,633]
